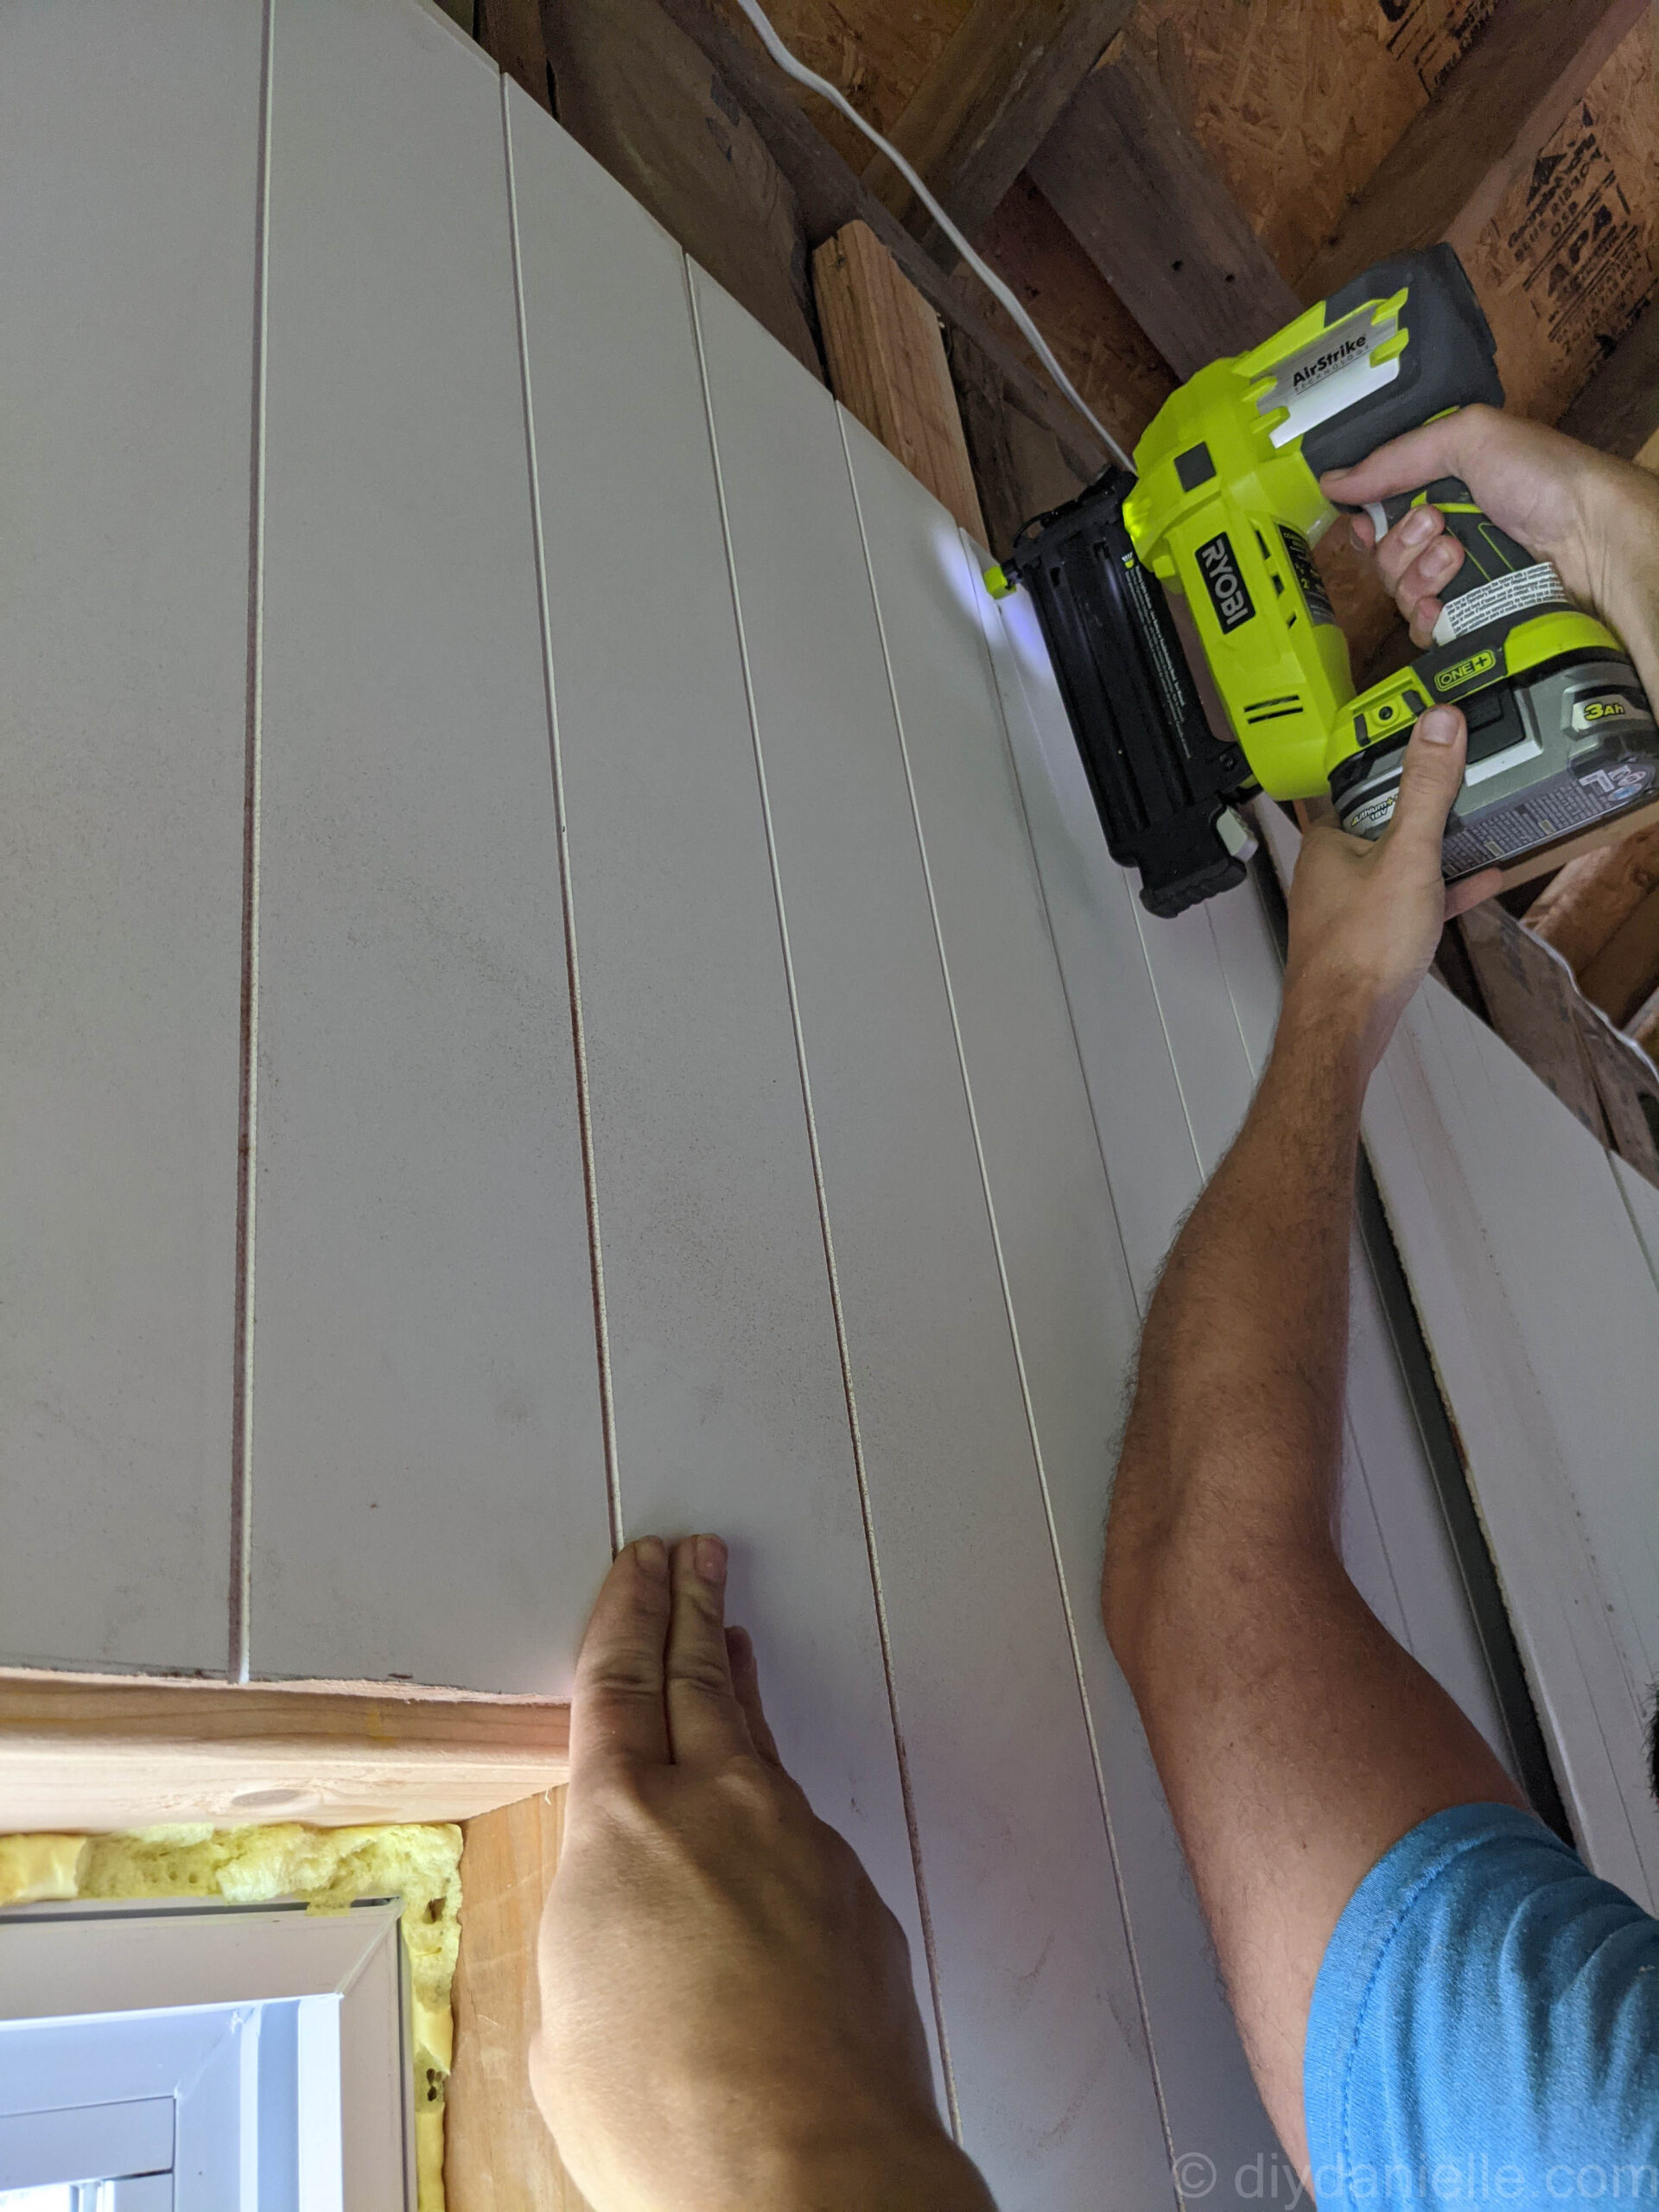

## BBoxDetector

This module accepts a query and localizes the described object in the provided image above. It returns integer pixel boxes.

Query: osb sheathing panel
[707,0,969,176]
[1464,23,1658,423]
[1124,0,1497,288]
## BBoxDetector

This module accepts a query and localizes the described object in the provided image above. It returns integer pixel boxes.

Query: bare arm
[1103,410,1659,2177]
[1103,709,1520,2178]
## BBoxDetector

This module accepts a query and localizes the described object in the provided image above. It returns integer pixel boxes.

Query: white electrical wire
[728,0,1135,474]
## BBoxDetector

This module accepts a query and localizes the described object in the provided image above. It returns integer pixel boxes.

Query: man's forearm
[1104,981,1365,1647]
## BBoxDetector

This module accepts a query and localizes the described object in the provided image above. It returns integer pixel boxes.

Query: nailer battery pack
[989,245,1659,918]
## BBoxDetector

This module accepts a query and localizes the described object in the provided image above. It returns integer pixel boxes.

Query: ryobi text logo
[1197,531,1256,635]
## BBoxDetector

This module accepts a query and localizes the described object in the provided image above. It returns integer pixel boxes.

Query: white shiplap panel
[1413,991,1659,1694]
[506,94,931,2031]
[0,0,264,1672]
[840,430,1176,2208]
[1612,1154,1659,1288]
[975,573,1284,2196]
[694,269,1168,2205]
[249,3,609,1689]
[1341,1233,1516,1769]
[1136,895,1264,1177]
[980,590,1205,1306]
[1365,981,1659,1903]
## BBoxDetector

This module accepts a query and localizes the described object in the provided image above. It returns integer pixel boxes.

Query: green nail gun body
[994,245,1659,918]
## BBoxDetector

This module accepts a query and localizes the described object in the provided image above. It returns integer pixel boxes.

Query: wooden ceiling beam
[1027,43,1300,381]
[1557,301,1659,461]
[1300,0,1649,303]
[646,0,1110,474]
[861,0,1138,257]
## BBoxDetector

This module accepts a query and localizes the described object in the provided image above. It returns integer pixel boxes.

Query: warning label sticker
[1342,790,1401,841]
[1433,562,1569,645]
[1280,525,1338,627]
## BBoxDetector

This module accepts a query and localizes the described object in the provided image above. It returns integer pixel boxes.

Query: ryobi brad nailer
[988,245,1659,918]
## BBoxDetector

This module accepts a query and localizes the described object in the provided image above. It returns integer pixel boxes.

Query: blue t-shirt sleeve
[1306,1802,1659,2207]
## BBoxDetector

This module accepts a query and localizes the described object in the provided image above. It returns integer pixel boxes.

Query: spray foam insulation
[0,1823,462,2212]
[1465,22,1658,424]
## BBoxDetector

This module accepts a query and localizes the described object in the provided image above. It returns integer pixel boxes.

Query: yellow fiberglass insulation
[0,1821,462,2212]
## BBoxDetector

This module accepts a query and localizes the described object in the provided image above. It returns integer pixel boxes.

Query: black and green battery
[990,244,1659,918]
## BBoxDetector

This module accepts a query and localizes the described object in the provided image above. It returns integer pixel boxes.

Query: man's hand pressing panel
[531,1534,999,2212]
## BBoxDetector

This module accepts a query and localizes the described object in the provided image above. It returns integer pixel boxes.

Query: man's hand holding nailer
[1325,403,1659,702]
[1285,708,1500,1079]
[1284,404,1659,1072]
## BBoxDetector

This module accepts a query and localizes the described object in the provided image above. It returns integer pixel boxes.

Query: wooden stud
[944,325,1028,557]
[446,1792,590,2210]
[1573,997,1659,1187]
[475,0,552,111]
[1027,45,1300,378]
[1300,0,1649,302]
[813,221,988,541]
[863,0,1137,251]
[0,1675,569,1832]
[1628,978,1659,1058]
[1559,302,1659,461]
[1578,883,1659,1027]
[1523,822,1659,975]
[647,0,1109,476]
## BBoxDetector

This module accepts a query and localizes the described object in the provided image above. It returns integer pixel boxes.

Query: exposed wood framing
[1527,822,1659,976]
[813,220,988,540]
[863,0,1137,252]
[1559,301,1659,460]
[645,0,1109,476]
[945,324,1029,556]
[540,0,824,379]
[960,174,1173,452]
[447,1791,588,2209]
[1027,44,1300,379]
[1580,886,1659,1027]
[1300,0,1649,302]
[478,0,552,109]
[0,1674,570,1832]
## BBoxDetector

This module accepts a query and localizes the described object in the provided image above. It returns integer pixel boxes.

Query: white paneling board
[696,267,1170,2203]
[1613,1154,1659,1287]
[1413,991,1659,1694]
[981,591,1205,1306]
[506,90,932,2054]
[975,572,1281,2197]
[1136,897,1263,1177]
[1208,883,1285,1081]
[0,0,265,1673]
[1341,1233,1516,1770]
[1366,982,1659,1903]
[249,1,609,1689]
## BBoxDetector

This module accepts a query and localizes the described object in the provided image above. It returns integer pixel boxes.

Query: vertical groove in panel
[686,278,959,2138]
[230,0,276,1685]
[502,83,620,1557]
[839,414,1175,2173]
[957,531,1175,2172]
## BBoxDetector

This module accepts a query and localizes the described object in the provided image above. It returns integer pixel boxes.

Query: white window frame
[0,1899,412,2209]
